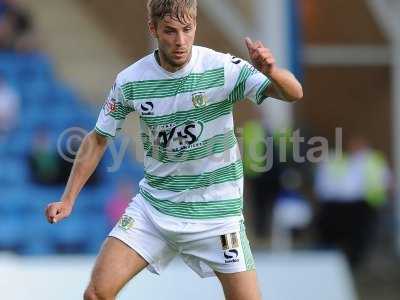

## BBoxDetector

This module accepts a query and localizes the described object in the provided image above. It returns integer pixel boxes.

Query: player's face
[149,15,196,71]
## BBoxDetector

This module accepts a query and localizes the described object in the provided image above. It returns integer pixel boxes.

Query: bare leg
[216,270,262,300]
[84,237,148,300]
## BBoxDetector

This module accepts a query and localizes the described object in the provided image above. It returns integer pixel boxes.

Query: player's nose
[175,32,185,46]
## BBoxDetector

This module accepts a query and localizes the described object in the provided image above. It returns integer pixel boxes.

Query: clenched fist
[45,201,73,224]
[245,37,276,76]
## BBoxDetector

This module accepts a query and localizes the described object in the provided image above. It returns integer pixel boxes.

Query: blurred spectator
[0,1,6,13]
[0,75,19,135]
[28,127,64,185]
[243,120,281,238]
[0,0,36,51]
[105,179,134,229]
[314,136,391,268]
[0,8,13,49]
[57,130,102,186]
[28,127,102,186]
[271,168,312,251]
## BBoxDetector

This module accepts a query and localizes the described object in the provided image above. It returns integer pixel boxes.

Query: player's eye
[184,26,192,32]
[164,28,175,34]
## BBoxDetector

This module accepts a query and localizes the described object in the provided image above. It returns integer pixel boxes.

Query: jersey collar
[152,46,198,79]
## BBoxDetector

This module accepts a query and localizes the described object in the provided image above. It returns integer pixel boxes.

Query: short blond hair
[147,0,197,24]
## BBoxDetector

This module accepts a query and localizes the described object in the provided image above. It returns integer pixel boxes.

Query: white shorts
[109,194,256,278]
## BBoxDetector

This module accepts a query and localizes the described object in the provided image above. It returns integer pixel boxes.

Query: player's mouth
[173,50,187,58]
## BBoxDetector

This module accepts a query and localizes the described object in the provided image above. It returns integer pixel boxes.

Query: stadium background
[0,0,399,299]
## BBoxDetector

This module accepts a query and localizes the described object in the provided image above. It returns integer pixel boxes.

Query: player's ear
[148,21,158,39]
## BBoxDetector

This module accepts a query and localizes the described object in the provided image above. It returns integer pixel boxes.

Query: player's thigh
[86,237,148,296]
[216,270,262,300]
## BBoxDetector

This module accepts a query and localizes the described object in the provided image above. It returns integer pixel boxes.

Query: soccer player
[45,0,303,299]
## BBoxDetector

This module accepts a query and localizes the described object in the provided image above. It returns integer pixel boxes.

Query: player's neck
[155,49,192,73]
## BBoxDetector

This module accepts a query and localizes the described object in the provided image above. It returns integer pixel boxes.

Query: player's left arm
[245,37,303,102]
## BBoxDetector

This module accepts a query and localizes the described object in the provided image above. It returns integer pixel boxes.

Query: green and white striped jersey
[95,46,271,221]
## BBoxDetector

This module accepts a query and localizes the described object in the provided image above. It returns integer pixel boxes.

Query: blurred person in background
[0,0,5,13]
[271,168,312,251]
[105,179,135,230]
[28,126,64,185]
[314,136,391,269]
[45,0,302,299]
[0,4,13,50]
[0,0,36,51]
[0,75,19,136]
[57,128,102,187]
[242,120,281,239]
[28,126,101,186]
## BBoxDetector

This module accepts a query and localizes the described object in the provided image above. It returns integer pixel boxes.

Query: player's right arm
[45,131,108,223]
[45,76,134,224]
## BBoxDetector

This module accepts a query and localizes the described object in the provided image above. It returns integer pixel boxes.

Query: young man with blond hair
[45,0,303,299]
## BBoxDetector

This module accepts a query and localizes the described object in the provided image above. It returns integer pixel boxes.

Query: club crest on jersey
[104,98,117,116]
[192,92,208,108]
[118,215,134,231]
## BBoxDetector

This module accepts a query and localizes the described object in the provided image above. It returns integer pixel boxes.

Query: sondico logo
[153,121,204,151]
[141,102,154,116]
[224,249,239,264]
[220,233,240,264]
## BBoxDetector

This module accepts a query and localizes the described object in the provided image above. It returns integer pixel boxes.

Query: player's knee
[83,285,114,300]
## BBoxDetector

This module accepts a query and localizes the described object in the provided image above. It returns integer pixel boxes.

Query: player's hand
[245,37,276,76]
[45,201,73,224]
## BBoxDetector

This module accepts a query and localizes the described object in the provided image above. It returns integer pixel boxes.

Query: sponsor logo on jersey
[153,120,204,151]
[104,98,117,116]
[118,215,135,231]
[141,101,154,116]
[192,92,208,108]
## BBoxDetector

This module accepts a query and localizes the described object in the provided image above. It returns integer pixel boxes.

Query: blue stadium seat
[0,214,24,251]
[0,53,19,84]
[20,239,55,256]
[27,186,64,211]
[6,131,33,157]
[52,84,80,106]
[74,190,106,215]
[0,191,33,215]
[84,214,109,254]
[0,160,29,186]
[15,53,53,84]
[47,213,92,253]
[20,214,56,255]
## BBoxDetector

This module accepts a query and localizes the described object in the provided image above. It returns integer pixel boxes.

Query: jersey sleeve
[225,54,272,105]
[94,78,135,138]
